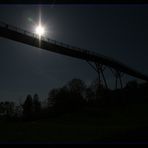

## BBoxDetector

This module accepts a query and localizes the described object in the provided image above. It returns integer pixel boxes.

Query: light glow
[35,25,45,36]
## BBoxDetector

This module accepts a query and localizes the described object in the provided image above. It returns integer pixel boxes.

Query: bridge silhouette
[0,21,148,89]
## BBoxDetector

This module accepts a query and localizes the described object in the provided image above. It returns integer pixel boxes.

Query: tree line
[0,78,148,121]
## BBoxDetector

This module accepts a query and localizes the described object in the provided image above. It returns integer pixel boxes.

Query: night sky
[0,4,148,103]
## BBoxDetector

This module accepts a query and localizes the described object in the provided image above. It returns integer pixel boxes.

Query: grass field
[0,103,148,143]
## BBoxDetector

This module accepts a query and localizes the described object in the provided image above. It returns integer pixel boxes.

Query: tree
[0,102,5,116]
[0,101,15,119]
[67,78,86,96]
[48,87,70,113]
[33,94,41,114]
[85,87,95,106]
[47,88,59,107]
[66,79,87,109]
[22,94,33,120]
[5,102,15,117]
[90,78,106,98]
[47,79,87,115]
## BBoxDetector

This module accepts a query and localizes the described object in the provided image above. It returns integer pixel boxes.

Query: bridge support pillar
[115,71,124,89]
[110,68,124,89]
[87,61,108,89]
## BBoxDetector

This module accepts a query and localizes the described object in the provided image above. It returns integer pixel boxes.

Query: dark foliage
[33,94,41,118]
[22,94,33,120]
[48,79,87,115]
[1,78,148,122]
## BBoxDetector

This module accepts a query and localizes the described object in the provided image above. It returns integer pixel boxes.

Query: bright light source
[35,25,45,36]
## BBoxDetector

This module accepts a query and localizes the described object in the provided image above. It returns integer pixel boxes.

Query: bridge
[0,21,148,89]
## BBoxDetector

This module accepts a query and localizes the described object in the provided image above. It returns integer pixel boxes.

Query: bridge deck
[0,21,148,81]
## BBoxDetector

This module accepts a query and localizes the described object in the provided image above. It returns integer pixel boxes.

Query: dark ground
[0,103,148,143]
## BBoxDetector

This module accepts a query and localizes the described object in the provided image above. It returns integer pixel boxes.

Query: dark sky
[0,4,148,103]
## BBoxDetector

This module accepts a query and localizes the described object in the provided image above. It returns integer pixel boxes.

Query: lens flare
[35,25,45,36]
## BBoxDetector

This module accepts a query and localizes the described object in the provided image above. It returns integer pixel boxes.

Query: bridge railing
[0,21,87,51]
[0,21,88,51]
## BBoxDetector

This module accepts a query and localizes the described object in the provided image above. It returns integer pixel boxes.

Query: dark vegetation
[0,78,148,142]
